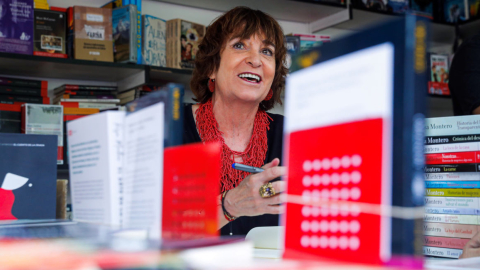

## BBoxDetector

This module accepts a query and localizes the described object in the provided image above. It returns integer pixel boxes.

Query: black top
[449,32,480,115]
[183,103,284,236]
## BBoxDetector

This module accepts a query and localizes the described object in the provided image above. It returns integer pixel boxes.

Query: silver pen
[232,163,264,173]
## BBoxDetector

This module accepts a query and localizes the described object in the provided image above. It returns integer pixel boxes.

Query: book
[53,84,117,95]
[434,0,470,23]
[0,85,48,97]
[21,104,63,165]
[59,98,120,104]
[64,90,117,96]
[166,19,206,69]
[410,0,434,18]
[287,33,329,52]
[284,15,428,265]
[352,0,388,11]
[0,104,22,133]
[72,6,113,62]
[60,101,118,110]
[63,94,117,100]
[63,107,99,115]
[428,53,450,96]
[285,36,301,71]
[112,5,137,63]
[387,0,409,13]
[33,9,67,58]
[0,77,47,90]
[0,0,34,55]
[0,133,57,219]
[0,94,50,105]
[126,83,184,147]
[142,15,166,67]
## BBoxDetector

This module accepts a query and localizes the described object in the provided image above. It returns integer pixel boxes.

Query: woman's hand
[460,232,480,259]
[223,158,286,218]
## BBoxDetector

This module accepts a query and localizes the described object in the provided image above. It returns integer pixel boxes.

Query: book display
[423,115,480,259]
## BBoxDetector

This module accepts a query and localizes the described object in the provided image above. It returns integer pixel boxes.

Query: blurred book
[166,19,205,69]
[287,33,330,52]
[34,9,67,58]
[428,53,450,96]
[142,15,167,67]
[112,5,137,63]
[410,0,434,18]
[21,104,63,164]
[0,133,57,220]
[285,36,301,71]
[0,0,34,55]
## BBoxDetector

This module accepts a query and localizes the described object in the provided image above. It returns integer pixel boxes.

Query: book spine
[425,172,480,181]
[0,77,47,89]
[131,5,138,63]
[60,102,118,110]
[60,98,120,103]
[423,246,463,258]
[424,197,479,208]
[64,107,100,115]
[166,83,184,147]
[0,85,48,96]
[425,164,477,173]
[424,236,470,250]
[425,151,478,164]
[424,214,479,225]
[64,85,118,91]
[63,94,117,100]
[166,20,173,68]
[423,222,478,238]
[136,0,142,64]
[426,188,480,197]
[0,95,49,104]
[425,142,479,154]
[426,181,480,188]
[425,207,480,215]
[65,90,117,96]
[425,134,480,145]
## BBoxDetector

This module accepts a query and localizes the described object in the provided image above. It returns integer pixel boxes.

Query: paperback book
[0,77,47,90]
[166,19,205,69]
[33,9,67,58]
[112,5,137,63]
[428,53,450,96]
[0,0,33,55]
[284,15,428,266]
[142,15,166,67]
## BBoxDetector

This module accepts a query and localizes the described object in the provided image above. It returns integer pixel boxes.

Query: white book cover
[143,15,166,67]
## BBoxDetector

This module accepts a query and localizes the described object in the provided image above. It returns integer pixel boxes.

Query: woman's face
[212,33,275,104]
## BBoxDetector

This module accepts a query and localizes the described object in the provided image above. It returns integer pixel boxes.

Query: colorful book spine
[425,164,478,173]
[63,107,100,115]
[423,222,478,238]
[424,214,479,225]
[425,151,478,165]
[0,0,34,55]
[142,15,166,67]
[426,188,480,197]
[60,102,117,110]
[0,77,47,89]
[424,236,469,249]
[426,181,480,188]
[425,197,479,208]
[0,94,49,104]
[425,207,480,215]
[423,246,463,258]
[0,85,48,97]
[112,4,137,63]
[64,90,117,96]
[424,142,479,154]
[425,173,480,181]
[33,9,67,58]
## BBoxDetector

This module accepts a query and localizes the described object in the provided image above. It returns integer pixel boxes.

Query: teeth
[238,73,260,82]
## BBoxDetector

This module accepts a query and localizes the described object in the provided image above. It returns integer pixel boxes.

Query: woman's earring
[208,79,215,93]
[264,89,273,101]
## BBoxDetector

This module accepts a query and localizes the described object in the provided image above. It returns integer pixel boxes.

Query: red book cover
[425,151,478,165]
[162,142,221,240]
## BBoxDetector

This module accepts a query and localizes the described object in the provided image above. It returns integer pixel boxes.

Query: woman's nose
[246,50,262,68]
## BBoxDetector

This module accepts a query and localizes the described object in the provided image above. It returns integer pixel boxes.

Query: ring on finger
[259,182,276,198]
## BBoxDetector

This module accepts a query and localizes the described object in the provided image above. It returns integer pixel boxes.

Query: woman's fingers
[261,158,280,170]
[265,204,285,215]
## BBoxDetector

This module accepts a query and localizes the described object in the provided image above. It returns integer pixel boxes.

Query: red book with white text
[162,142,221,240]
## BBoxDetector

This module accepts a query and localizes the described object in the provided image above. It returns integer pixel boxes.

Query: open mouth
[238,73,262,83]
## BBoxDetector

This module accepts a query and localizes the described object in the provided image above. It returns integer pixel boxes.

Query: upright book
[142,15,166,67]
[112,5,137,63]
[33,9,67,58]
[166,19,205,69]
[0,0,33,55]
[0,133,57,219]
[284,14,428,266]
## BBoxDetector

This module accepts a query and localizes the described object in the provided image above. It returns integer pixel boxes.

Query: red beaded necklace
[195,99,271,193]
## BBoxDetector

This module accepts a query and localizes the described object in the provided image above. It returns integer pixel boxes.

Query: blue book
[142,15,166,67]
[0,133,57,219]
[112,5,137,63]
[0,0,34,55]
[126,83,184,147]
[426,181,480,188]
[425,207,480,215]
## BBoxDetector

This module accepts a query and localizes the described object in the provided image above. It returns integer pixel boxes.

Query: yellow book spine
[63,107,100,115]
[426,188,480,197]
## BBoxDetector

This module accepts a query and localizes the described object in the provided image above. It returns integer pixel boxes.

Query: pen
[232,163,264,173]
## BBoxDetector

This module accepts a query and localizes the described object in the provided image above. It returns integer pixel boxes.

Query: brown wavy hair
[190,6,287,111]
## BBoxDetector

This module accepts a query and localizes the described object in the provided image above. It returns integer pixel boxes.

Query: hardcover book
[142,15,166,67]
[72,6,113,62]
[33,9,66,58]
[112,5,137,63]
[284,15,428,266]
[21,104,63,165]
[0,133,57,219]
[0,77,47,90]
[0,0,34,55]
[166,19,205,69]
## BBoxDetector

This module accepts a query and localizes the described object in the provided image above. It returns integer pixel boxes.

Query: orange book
[63,107,99,115]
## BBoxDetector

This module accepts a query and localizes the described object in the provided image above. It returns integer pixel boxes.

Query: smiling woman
[184,6,288,236]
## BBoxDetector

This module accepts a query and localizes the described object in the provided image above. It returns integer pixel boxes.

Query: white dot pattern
[299,155,363,251]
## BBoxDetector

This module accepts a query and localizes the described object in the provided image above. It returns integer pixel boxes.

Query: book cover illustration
[112,5,136,63]
[167,19,205,69]
[73,6,113,62]
[0,133,57,220]
[285,36,301,70]
[33,9,66,58]
[428,54,450,96]
[443,0,469,23]
[143,15,166,67]
[0,0,34,54]
[22,104,63,164]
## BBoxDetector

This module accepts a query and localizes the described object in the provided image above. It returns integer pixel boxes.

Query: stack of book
[423,115,480,259]
[53,84,119,109]
[0,77,49,133]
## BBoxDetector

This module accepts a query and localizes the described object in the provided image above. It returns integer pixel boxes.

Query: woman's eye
[233,42,244,49]
[262,48,273,56]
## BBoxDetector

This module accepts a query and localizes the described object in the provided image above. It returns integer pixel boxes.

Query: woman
[184,6,288,236]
